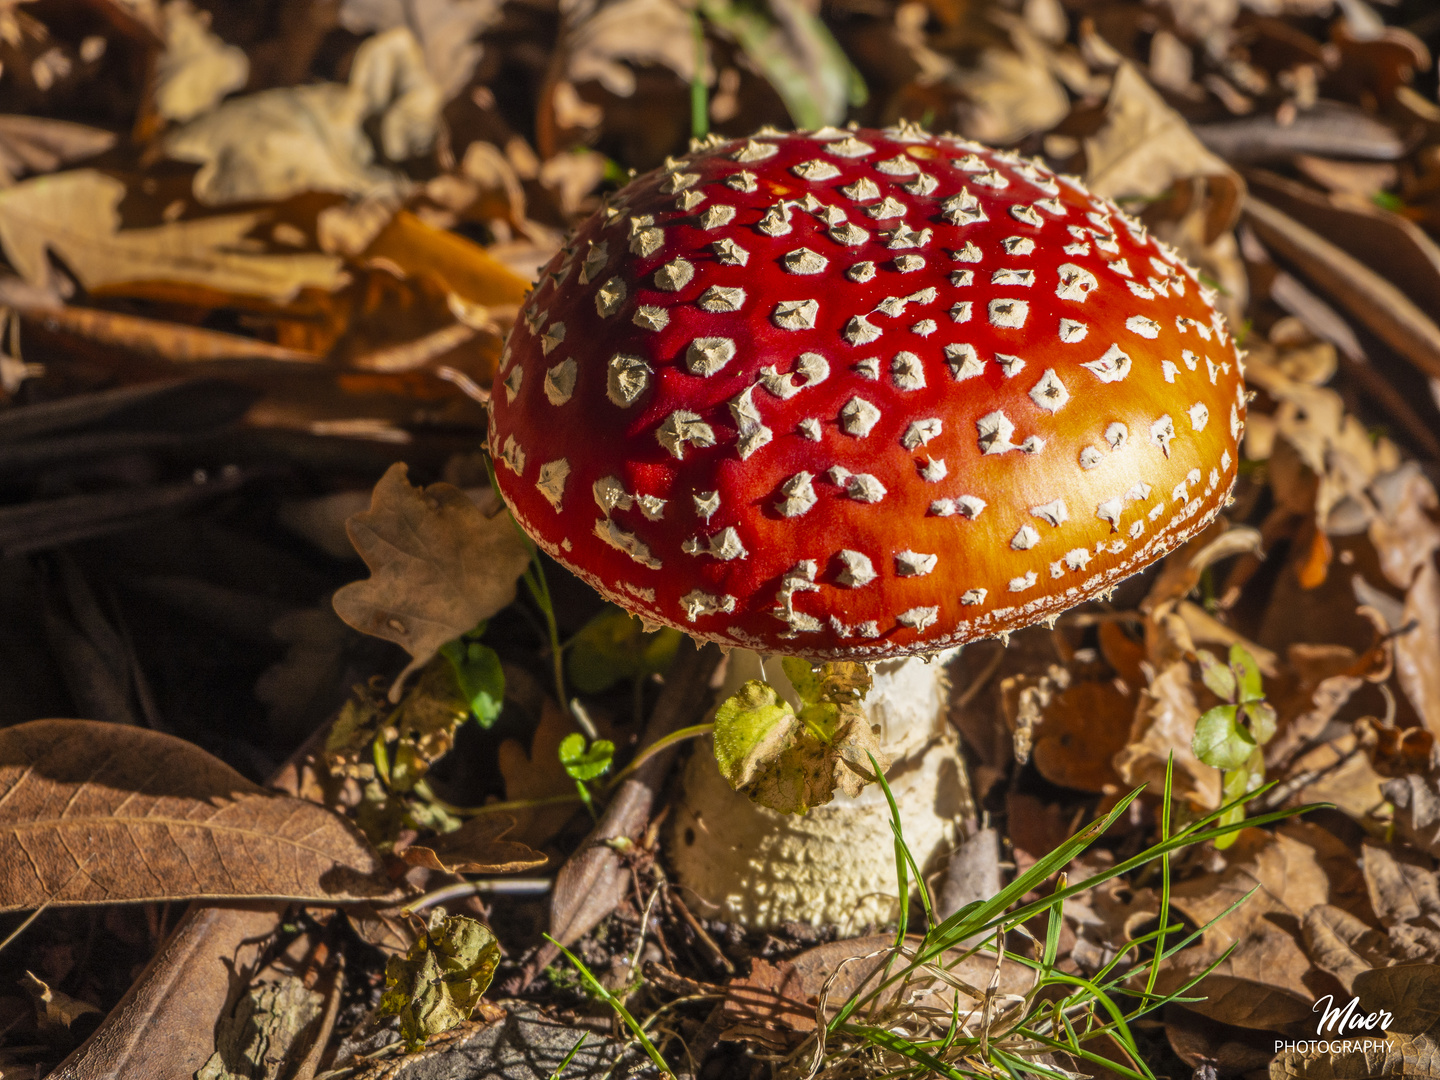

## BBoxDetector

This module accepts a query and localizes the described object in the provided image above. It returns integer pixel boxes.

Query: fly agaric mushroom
[488,123,1245,929]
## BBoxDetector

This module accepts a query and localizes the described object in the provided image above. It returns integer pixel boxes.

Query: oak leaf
[0,170,343,302]
[0,719,391,912]
[332,463,532,696]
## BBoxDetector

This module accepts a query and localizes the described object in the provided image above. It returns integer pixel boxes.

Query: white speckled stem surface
[666,649,973,930]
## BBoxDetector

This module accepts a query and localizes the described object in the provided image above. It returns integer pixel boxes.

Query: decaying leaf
[1270,964,1440,1078]
[0,170,343,302]
[0,719,391,912]
[0,115,116,185]
[165,27,442,205]
[1383,766,1440,859]
[332,463,532,694]
[401,813,546,875]
[1086,63,1242,235]
[712,659,889,815]
[340,0,506,98]
[1160,823,1371,1031]
[21,970,101,1047]
[378,911,502,1050]
[153,0,249,122]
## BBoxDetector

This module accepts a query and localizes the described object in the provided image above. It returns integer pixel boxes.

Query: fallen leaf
[362,209,531,328]
[0,115,116,186]
[153,0,249,122]
[401,814,546,875]
[165,27,441,205]
[332,463,532,694]
[378,911,501,1050]
[0,718,390,912]
[950,17,1070,145]
[0,170,344,302]
[1085,62,1242,235]
[1160,823,1371,1030]
[1270,963,1440,1078]
[1383,766,1440,859]
[563,0,701,102]
[1245,197,1440,385]
[1113,660,1221,810]
[340,0,505,98]
[496,694,588,849]
[1302,903,1396,993]
[21,971,100,1048]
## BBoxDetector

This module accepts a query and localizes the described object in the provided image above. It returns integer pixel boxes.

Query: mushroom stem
[667,648,974,931]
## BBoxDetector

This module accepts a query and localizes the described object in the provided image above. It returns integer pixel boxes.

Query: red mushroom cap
[488,124,1246,659]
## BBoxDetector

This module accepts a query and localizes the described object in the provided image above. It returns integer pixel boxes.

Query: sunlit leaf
[378,912,500,1050]
[1191,704,1254,771]
[558,733,615,782]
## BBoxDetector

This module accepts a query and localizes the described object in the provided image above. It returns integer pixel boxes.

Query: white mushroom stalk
[668,648,972,930]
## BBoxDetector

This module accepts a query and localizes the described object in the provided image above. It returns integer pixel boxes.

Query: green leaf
[712,666,887,815]
[1244,700,1277,746]
[567,606,681,694]
[558,733,614,782]
[441,636,505,728]
[378,912,500,1050]
[1196,649,1236,703]
[1229,643,1264,703]
[1191,704,1254,771]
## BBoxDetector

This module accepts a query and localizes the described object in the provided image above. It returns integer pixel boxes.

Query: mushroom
[488,124,1246,930]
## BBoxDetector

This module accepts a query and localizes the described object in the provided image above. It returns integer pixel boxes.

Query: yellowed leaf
[0,170,343,302]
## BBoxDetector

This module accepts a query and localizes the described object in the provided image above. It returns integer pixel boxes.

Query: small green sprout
[1191,644,1276,849]
[558,732,614,819]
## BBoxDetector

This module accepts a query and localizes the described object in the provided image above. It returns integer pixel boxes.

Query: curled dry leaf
[1159,823,1372,1031]
[0,170,343,303]
[339,0,507,98]
[0,718,391,912]
[401,814,546,875]
[0,115,116,185]
[153,0,250,122]
[1269,963,1440,1079]
[332,463,532,695]
[1085,63,1243,237]
[165,28,441,206]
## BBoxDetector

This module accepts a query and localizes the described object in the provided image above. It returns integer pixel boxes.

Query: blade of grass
[544,934,675,1079]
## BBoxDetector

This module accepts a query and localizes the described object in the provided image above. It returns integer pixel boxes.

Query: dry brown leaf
[1270,964,1440,1079]
[1113,660,1220,809]
[0,718,390,912]
[1245,197,1440,385]
[1383,767,1440,860]
[1359,841,1440,964]
[563,0,700,102]
[340,0,505,98]
[950,17,1069,145]
[332,463,531,694]
[0,115,116,186]
[153,0,249,122]
[1160,823,1371,1030]
[164,28,440,205]
[1302,903,1396,993]
[0,170,343,303]
[1085,63,1242,233]
[401,814,546,875]
[1031,679,1131,794]
[496,695,586,848]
